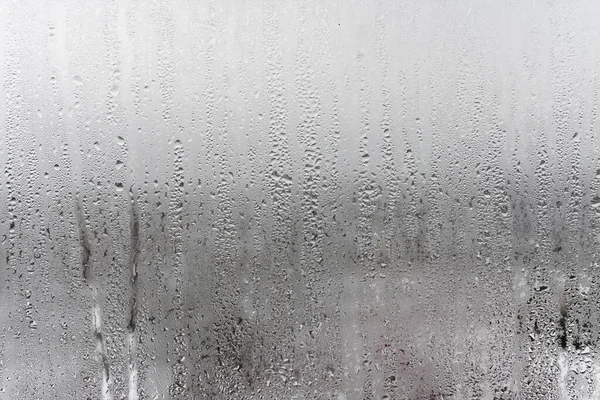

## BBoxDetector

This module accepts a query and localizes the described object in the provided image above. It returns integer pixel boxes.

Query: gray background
[1,0,600,399]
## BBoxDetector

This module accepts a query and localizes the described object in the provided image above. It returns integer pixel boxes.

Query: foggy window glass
[1,1,600,399]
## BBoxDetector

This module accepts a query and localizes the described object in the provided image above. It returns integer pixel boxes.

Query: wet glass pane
[1,1,600,399]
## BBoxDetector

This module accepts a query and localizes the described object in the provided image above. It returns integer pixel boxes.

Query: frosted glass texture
[1,1,600,399]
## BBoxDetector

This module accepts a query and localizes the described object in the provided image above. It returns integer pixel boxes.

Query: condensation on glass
[1,1,600,399]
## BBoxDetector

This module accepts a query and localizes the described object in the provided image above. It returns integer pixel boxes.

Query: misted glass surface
[1,1,600,399]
